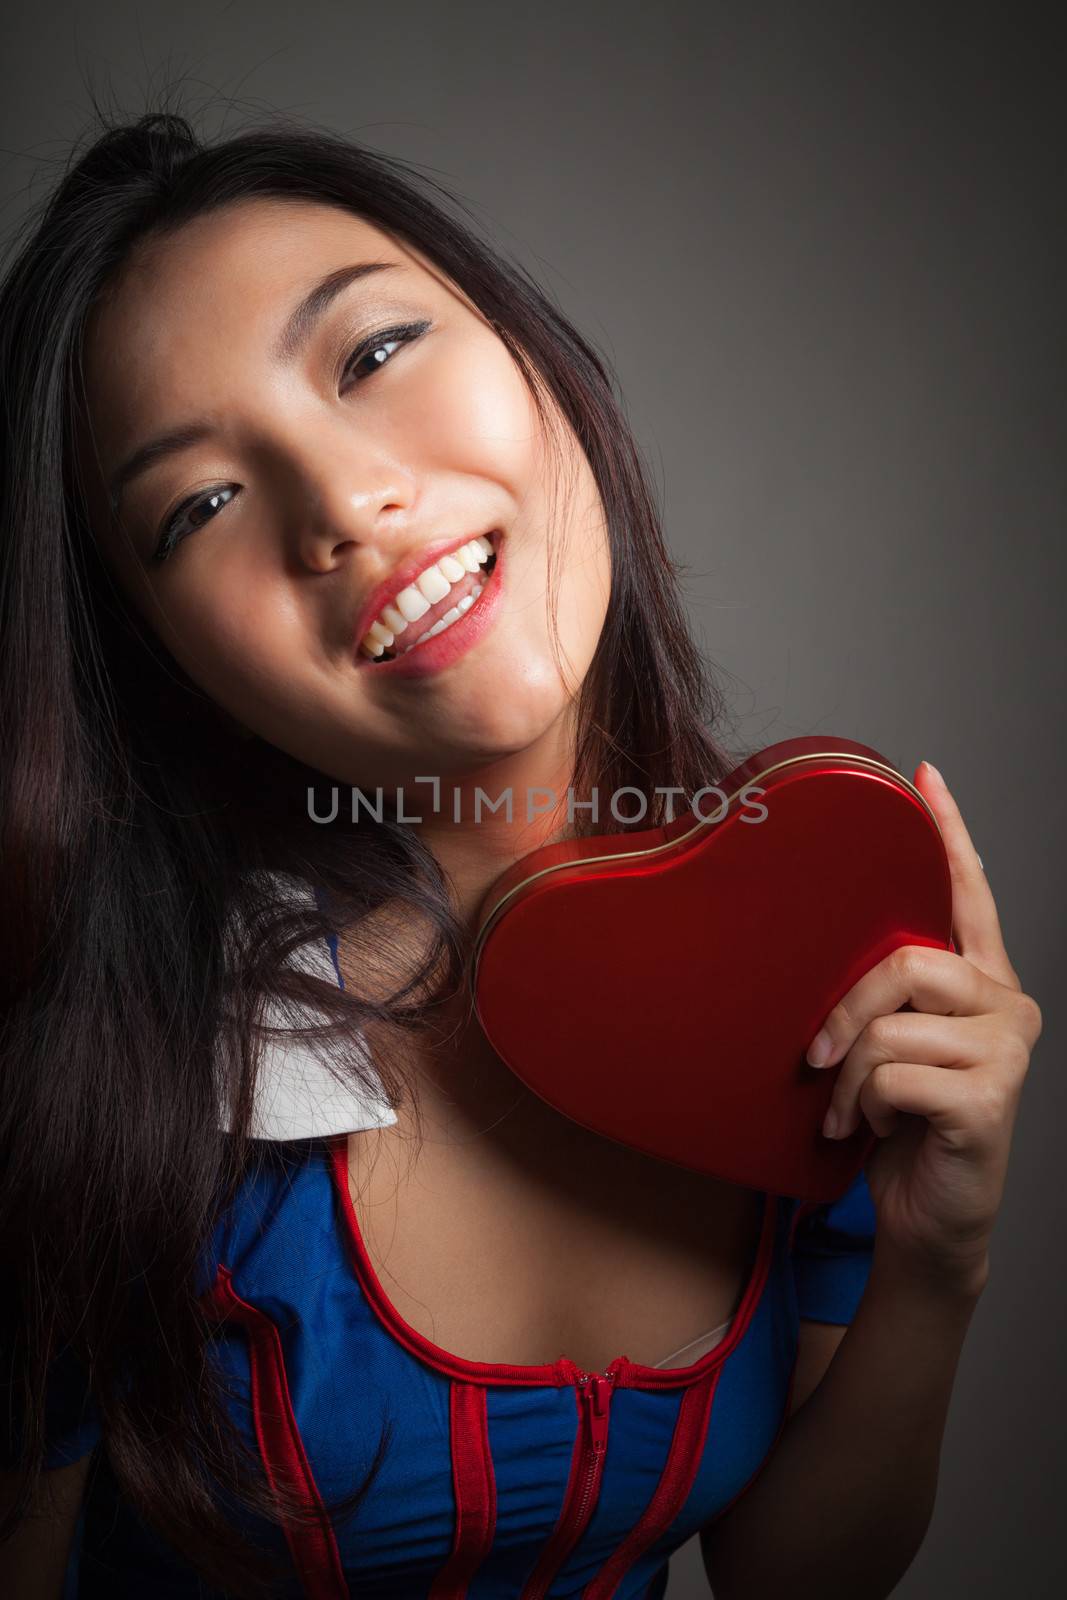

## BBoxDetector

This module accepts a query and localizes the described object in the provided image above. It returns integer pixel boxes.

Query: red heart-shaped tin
[471,736,952,1202]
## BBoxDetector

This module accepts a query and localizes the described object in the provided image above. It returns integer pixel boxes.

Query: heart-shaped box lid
[471,736,952,1202]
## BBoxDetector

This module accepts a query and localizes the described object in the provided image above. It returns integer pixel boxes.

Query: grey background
[2,2,1063,1594]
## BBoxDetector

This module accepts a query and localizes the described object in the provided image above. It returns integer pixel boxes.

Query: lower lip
[356,535,505,679]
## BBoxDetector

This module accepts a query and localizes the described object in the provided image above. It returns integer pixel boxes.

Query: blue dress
[10,917,878,1598]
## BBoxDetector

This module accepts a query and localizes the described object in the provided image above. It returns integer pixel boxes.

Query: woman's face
[79,197,611,795]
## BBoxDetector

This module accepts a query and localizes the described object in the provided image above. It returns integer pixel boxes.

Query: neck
[395,701,584,926]
[339,706,596,1153]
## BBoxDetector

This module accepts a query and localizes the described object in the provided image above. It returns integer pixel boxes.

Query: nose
[293,438,417,573]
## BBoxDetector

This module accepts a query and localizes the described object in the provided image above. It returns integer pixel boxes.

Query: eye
[340,319,431,389]
[153,485,238,564]
[151,320,431,564]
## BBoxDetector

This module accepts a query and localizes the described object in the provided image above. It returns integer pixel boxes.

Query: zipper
[521,1367,617,1599]
[573,1370,614,1526]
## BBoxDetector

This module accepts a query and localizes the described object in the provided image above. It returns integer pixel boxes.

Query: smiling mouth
[360,534,499,663]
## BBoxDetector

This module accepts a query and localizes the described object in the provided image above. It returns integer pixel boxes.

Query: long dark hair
[0,96,741,1593]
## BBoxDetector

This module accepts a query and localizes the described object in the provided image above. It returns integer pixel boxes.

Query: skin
[77,194,616,1150]
[77,199,1043,1408]
[78,196,613,933]
[701,764,1043,1594]
[41,193,1045,1600]
[807,759,1042,1290]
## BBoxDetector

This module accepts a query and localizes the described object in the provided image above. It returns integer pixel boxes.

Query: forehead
[88,196,417,342]
[81,198,438,447]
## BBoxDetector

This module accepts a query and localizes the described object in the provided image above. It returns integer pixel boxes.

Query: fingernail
[807,1029,832,1068]
[922,760,943,782]
[822,1107,840,1139]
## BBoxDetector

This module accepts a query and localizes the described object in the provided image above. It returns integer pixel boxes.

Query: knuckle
[970,1077,1008,1131]
[866,1058,897,1102]
[865,1014,899,1057]
[893,944,927,986]
[1001,1029,1032,1079]
[1013,991,1043,1043]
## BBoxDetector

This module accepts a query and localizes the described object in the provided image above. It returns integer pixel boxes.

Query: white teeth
[395,584,432,623]
[413,600,465,647]
[416,606,462,645]
[380,603,408,635]
[362,580,487,660]
[415,565,452,605]
[360,536,496,658]
[438,553,467,583]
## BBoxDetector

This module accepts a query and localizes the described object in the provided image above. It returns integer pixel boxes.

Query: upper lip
[352,529,497,650]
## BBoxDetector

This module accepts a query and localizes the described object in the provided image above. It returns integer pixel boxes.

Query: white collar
[217,875,397,1141]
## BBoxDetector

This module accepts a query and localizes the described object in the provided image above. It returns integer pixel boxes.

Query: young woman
[0,109,1042,1599]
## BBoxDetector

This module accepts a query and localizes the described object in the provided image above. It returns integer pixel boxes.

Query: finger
[823,1012,987,1140]
[914,761,1018,988]
[806,944,1003,1069]
[855,1059,1014,1157]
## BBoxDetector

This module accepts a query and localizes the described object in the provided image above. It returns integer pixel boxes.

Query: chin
[444,664,573,752]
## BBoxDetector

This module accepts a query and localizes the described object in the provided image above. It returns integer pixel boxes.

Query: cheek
[92,527,282,720]
[418,335,541,492]
[544,455,613,679]
[422,336,609,635]
[153,565,302,715]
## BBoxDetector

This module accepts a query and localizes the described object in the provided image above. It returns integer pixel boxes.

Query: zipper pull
[578,1371,614,1453]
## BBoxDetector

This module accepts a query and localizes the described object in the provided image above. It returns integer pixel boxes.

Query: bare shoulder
[0,1451,92,1600]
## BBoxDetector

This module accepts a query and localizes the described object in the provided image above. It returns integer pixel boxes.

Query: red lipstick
[354,531,503,679]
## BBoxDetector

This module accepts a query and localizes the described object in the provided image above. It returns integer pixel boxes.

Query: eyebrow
[106,260,400,514]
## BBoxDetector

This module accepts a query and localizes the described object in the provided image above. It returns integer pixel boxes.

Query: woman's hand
[805,760,1043,1291]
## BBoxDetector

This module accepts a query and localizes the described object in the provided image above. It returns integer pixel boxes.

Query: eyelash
[152,319,431,564]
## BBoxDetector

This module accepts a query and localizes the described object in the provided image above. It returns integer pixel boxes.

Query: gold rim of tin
[470,750,939,980]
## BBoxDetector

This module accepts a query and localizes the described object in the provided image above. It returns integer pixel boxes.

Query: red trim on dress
[698,1204,810,1530]
[428,1381,498,1599]
[328,1133,778,1391]
[328,1130,782,1594]
[203,1263,348,1599]
[581,1197,786,1595]
[521,1374,617,1598]
[581,1367,721,1599]
[700,1344,801,1533]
